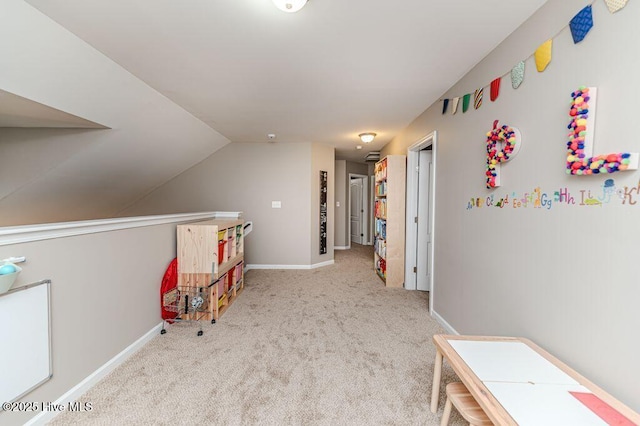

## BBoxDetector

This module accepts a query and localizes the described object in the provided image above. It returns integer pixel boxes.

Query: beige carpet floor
[49,244,465,425]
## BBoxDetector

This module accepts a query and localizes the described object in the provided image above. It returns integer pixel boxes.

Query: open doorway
[405,131,437,314]
[349,174,368,246]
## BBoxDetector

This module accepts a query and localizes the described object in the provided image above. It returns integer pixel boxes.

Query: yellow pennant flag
[535,39,553,72]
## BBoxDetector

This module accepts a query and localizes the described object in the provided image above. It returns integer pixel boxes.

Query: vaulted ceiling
[1,0,548,226]
[24,0,548,162]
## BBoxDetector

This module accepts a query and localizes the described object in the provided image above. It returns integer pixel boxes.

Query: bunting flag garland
[474,88,483,109]
[462,93,471,113]
[511,61,525,89]
[604,0,628,13]
[490,78,501,101]
[570,5,593,43]
[451,97,460,115]
[534,39,553,72]
[437,1,630,118]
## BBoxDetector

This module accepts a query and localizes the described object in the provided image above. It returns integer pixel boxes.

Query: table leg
[430,350,443,413]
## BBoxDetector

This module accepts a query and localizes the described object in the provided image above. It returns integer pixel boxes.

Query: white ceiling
[0,89,107,128]
[25,0,548,163]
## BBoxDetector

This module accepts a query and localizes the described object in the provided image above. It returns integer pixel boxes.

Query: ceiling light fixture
[359,132,376,144]
[272,0,308,13]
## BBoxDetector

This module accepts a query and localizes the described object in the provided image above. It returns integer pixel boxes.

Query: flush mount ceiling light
[359,132,376,144]
[272,0,308,13]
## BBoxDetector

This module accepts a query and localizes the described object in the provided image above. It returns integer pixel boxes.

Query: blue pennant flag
[570,5,593,44]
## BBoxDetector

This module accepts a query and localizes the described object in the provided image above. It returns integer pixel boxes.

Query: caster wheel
[160,329,167,335]
[211,319,216,324]
[197,330,203,336]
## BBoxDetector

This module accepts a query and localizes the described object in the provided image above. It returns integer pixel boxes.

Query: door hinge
[414,217,418,223]
[413,266,417,273]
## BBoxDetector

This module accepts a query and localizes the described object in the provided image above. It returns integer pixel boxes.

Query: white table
[430,335,640,426]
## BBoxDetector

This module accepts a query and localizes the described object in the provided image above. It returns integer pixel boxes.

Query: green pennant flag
[462,93,471,113]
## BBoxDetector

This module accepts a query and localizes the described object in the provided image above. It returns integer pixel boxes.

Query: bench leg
[440,396,452,426]
[430,350,443,413]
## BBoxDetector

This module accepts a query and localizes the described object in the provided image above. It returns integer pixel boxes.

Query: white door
[350,178,363,244]
[416,150,432,291]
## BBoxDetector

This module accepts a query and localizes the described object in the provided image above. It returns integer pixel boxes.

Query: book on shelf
[375,181,387,196]
[375,158,388,181]
[375,218,386,239]
[374,199,387,218]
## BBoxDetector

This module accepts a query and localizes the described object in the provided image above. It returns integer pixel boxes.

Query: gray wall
[346,161,369,177]
[123,142,334,267]
[382,0,640,411]
[0,223,177,425]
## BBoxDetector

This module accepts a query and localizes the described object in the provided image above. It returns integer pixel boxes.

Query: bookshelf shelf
[373,155,406,288]
[177,218,245,322]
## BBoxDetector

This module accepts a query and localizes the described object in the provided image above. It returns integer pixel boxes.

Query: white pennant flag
[451,97,460,115]
[604,0,628,13]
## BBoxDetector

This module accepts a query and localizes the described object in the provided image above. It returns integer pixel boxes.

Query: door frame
[369,175,375,245]
[348,173,369,247]
[404,131,437,314]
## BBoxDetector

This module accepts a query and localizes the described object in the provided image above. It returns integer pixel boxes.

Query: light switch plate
[272,201,282,208]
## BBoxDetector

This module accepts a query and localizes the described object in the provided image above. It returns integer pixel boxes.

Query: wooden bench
[430,335,640,425]
[441,382,492,426]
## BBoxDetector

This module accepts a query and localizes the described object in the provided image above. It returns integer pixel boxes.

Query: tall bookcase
[177,218,244,321]
[374,155,406,288]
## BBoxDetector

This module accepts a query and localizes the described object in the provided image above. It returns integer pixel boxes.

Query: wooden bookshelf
[177,218,245,321]
[374,155,406,287]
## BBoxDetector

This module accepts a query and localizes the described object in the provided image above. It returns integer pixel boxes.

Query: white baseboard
[246,260,335,270]
[310,260,334,269]
[334,246,350,250]
[431,310,459,335]
[25,322,163,426]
